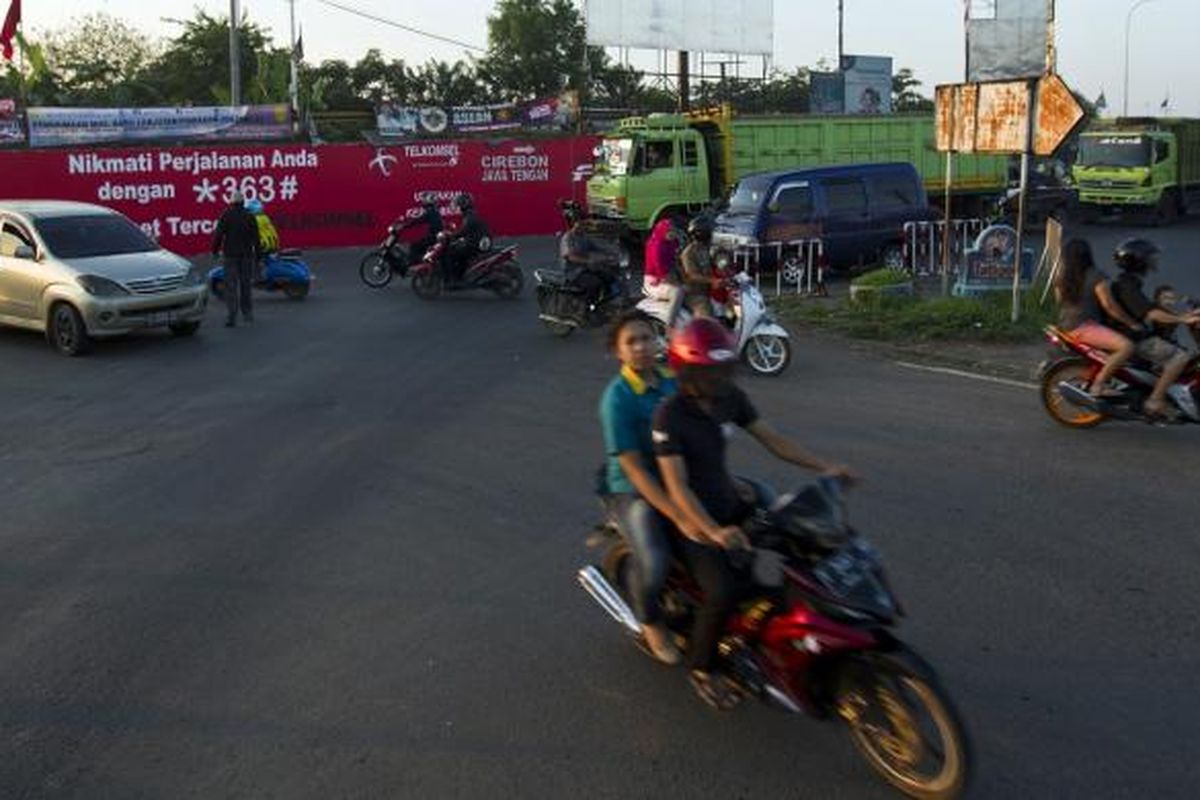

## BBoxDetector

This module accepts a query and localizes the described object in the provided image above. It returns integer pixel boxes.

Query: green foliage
[850,268,912,288]
[777,291,1054,343]
[477,0,594,100]
[892,67,933,112]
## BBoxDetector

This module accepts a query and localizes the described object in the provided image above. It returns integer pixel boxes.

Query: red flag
[1,0,20,62]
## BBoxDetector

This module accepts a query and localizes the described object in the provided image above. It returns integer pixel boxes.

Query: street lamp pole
[229,0,242,106]
[1123,0,1156,117]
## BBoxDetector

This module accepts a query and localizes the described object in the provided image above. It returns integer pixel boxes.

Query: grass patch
[850,268,912,288]
[775,290,1055,343]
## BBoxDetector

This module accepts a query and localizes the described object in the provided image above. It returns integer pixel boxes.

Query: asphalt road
[0,223,1197,799]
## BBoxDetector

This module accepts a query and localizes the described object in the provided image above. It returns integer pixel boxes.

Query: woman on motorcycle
[652,319,854,709]
[598,311,694,664]
[1054,239,1144,398]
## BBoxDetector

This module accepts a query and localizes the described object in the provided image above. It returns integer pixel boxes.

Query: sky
[25,1,1200,116]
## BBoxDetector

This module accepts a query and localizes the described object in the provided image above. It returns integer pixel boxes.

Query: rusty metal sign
[936,74,1083,155]
[1034,73,1085,156]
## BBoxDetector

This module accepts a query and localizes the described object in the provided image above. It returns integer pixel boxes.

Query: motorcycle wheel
[284,282,310,301]
[1040,358,1104,429]
[493,264,524,299]
[836,650,971,800]
[411,271,440,300]
[359,252,393,288]
[743,334,791,376]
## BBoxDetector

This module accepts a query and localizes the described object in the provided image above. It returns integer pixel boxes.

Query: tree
[351,49,413,105]
[892,67,933,112]
[42,13,159,105]
[407,60,486,106]
[477,0,605,100]
[145,11,275,106]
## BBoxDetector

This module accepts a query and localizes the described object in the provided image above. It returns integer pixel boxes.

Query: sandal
[1143,400,1178,422]
[689,670,742,711]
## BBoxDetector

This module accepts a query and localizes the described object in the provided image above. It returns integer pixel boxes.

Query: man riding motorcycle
[560,200,620,311]
[1108,238,1200,419]
[444,192,491,286]
[413,193,444,261]
[652,318,856,709]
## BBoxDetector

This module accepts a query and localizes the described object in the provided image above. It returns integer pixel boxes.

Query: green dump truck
[1072,117,1200,223]
[585,106,1009,244]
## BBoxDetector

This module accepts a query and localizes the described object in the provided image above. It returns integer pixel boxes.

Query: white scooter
[636,272,792,376]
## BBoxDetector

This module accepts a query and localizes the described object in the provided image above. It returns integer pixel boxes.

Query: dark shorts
[1135,336,1189,366]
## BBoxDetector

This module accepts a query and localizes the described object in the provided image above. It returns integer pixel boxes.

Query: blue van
[712,162,938,271]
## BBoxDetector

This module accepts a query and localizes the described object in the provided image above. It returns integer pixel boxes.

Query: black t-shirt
[652,388,759,526]
[1111,272,1154,334]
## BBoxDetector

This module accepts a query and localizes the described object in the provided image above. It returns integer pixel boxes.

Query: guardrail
[902,219,986,276]
[727,238,826,297]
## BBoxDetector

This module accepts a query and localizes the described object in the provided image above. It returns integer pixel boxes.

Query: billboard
[809,72,845,114]
[0,137,598,253]
[0,98,23,146]
[967,0,1048,82]
[841,55,892,115]
[377,92,579,137]
[585,0,773,56]
[26,105,292,148]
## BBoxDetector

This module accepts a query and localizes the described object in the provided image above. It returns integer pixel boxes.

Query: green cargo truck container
[1073,117,1200,223]
[586,106,1009,242]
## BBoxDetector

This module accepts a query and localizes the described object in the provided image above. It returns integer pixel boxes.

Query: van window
[824,178,868,215]
[773,185,814,218]
[870,173,919,211]
[682,140,699,168]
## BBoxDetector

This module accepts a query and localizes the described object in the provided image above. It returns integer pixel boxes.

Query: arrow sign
[1034,73,1085,156]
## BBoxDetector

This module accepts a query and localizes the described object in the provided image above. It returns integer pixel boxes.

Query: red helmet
[668,318,736,370]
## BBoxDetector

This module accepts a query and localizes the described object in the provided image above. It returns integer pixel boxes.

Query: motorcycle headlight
[76,274,130,297]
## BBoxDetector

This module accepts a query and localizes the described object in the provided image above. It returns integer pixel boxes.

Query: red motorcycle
[578,478,971,799]
[1040,324,1200,427]
[408,231,524,300]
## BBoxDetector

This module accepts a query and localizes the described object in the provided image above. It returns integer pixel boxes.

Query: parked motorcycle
[359,218,434,289]
[1040,323,1200,427]
[637,269,792,376]
[209,249,312,301]
[578,477,971,799]
[408,233,523,300]
[534,255,632,337]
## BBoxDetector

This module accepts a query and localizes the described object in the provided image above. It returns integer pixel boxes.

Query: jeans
[611,495,673,625]
[224,254,254,320]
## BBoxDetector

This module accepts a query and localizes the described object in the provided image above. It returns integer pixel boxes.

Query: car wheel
[48,302,92,357]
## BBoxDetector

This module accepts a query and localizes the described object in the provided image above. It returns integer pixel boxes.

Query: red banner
[0,137,598,254]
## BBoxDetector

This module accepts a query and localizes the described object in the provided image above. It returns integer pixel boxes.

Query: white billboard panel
[585,0,774,56]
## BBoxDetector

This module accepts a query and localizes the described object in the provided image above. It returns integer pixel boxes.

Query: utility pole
[837,0,844,66]
[1123,0,1157,117]
[229,0,242,106]
[678,50,690,112]
[288,0,299,126]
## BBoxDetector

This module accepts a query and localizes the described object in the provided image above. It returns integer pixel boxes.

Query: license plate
[147,312,174,327]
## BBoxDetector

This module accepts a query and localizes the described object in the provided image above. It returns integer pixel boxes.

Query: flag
[293,28,303,61]
[0,0,20,62]
[1095,90,1107,112]
[1160,93,1169,112]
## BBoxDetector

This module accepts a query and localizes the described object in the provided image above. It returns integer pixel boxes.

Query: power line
[307,0,486,53]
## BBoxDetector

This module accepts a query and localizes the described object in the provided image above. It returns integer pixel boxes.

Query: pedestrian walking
[211,191,261,327]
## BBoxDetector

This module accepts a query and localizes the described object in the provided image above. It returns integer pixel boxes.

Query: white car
[0,201,208,355]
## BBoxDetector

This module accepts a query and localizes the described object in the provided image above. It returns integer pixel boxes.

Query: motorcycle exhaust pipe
[539,313,580,328]
[1057,382,1100,408]
[577,565,643,636]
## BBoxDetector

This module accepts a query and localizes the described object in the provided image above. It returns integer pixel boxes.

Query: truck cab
[586,115,716,233]
[1073,117,1199,222]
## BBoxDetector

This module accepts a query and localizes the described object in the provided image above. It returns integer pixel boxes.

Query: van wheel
[48,302,92,357]
[880,245,905,271]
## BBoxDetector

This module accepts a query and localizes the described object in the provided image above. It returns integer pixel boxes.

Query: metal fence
[902,219,986,277]
[727,238,826,297]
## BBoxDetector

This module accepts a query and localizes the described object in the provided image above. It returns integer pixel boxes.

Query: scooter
[637,269,792,376]
[209,249,312,301]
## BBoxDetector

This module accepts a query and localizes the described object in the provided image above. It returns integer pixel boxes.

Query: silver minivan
[0,201,208,355]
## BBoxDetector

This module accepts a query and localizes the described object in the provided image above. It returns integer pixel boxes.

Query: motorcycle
[408,232,524,300]
[534,255,633,337]
[637,268,792,376]
[1040,323,1200,427]
[578,477,972,799]
[209,249,312,301]
[359,217,435,289]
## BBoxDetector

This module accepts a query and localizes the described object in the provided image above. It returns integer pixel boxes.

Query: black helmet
[687,216,714,243]
[455,192,474,212]
[1113,238,1160,274]
[560,198,583,223]
[420,193,437,208]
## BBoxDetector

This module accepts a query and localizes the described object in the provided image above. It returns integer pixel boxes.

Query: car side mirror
[13,244,36,261]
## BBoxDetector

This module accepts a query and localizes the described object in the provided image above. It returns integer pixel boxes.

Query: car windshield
[726,178,773,215]
[1078,136,1151,168]
[35,214,159,259]
[595,138,633,176]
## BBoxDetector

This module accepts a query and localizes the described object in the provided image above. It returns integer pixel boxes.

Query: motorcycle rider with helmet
[1108,238,1200,419]
[679,217,719,317]
[652,318,856,709]
[412,193,444,262]
[560,200,620,311]
[444,192,491,286]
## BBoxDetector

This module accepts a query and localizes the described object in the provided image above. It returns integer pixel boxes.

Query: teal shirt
[599,366,678,495]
